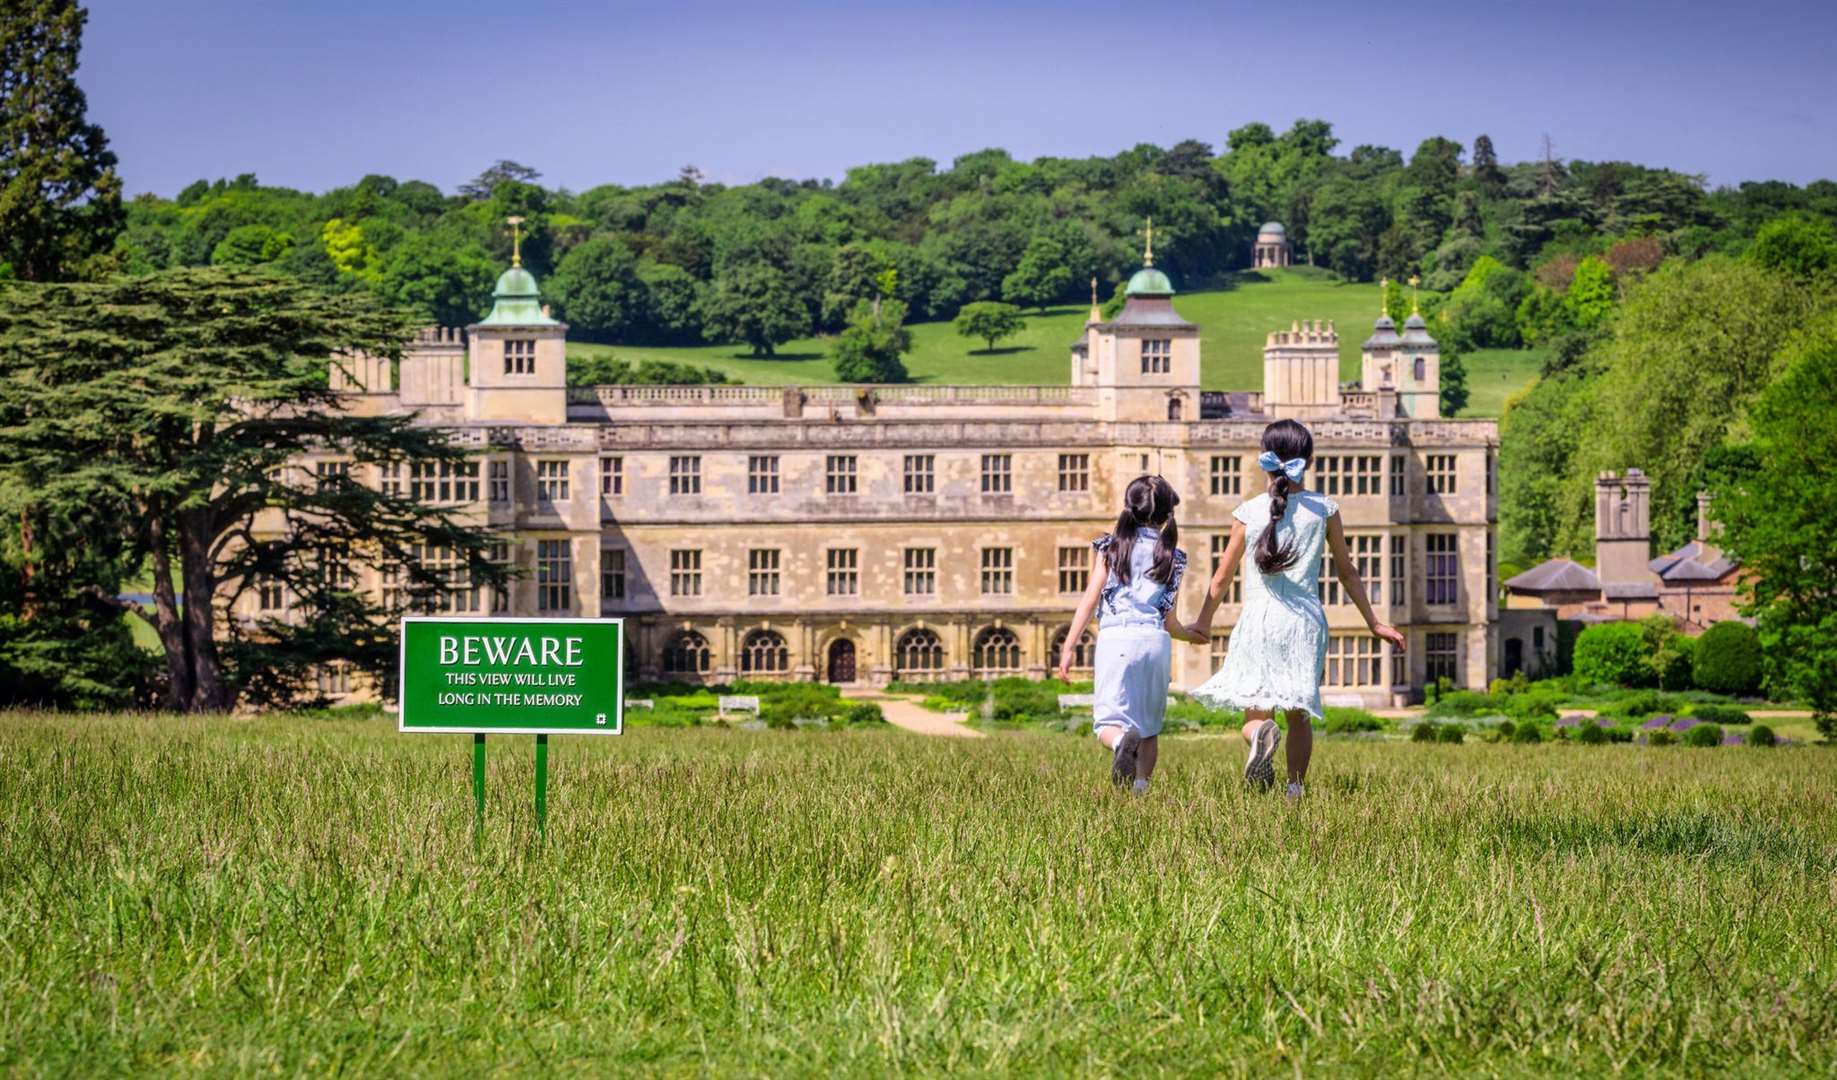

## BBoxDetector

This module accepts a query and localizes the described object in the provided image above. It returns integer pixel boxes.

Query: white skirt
[1091,624,1171,738]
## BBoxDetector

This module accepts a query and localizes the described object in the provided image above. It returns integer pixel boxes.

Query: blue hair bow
[1257,450,1307,483]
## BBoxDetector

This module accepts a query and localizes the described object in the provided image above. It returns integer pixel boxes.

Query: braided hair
[1254,419,1314,574]
[1104,474,1181,585]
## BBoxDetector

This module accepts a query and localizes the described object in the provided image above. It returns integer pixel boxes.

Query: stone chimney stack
[1697,490,1714,542]
[1594,468,1660,589]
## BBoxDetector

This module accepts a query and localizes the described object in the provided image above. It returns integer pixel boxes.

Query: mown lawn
[568,269,1545,417]
[2,711,1832,1074]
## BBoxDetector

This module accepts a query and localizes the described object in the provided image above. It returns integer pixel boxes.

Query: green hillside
[568,268,1541,416]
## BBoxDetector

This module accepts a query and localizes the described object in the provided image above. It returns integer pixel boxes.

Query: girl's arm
[1325,512,1407,652]
[1056,562,1107,681]
[1186,521,1246,637]
[1163,605,1208,645]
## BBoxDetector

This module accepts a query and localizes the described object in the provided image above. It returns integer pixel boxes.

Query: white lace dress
[1190,490,1338,719]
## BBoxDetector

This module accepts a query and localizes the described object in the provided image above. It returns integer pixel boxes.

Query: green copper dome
[477,264,561,327]
[1125,266,1175,296]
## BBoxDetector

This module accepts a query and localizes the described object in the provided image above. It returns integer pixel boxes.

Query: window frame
[536,538,571,613]
[980,547,1014,595]
[669,548,702,597]
[980,453,1012,495]
[669,455,702,496]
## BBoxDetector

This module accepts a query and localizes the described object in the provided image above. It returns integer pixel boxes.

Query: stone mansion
[275,242,1500,707]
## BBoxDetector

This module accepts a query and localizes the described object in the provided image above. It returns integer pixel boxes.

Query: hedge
[1692,621,1763,695]
[1573,623,1649,686]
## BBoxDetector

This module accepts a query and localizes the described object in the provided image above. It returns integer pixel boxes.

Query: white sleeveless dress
[1191,490,1338,719]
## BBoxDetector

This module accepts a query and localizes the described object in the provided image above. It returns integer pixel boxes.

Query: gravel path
[841,689,985,738]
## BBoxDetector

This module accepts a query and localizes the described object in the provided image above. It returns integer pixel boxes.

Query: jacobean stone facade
[272,251,1499,706]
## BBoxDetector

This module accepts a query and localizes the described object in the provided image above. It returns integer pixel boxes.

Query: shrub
[1427,690,1497,719]
[1495,720,1517,740]
[1322,707,1387,734]
[761,704,799,730]
[843,703,885,725]
[1648,729,1677,746]
[1692,621,1764,695]
[1690,704,1752,726]
[1510,723,1544,744]
[1437,724,1466,744]
[1411,722,1439,742]
[1748,724,1778,747]
[1573,623,1650,686]
[1659,639,1696,689]
[1598,690,1683,719]
[1682,723,1724,748]
[1575,722,1608,745]
[1506,689,1564,722]
[1606,727,1634,743]
[988,677,1062,722]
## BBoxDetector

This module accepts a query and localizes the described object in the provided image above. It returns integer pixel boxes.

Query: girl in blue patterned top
[1058,475,1207,793]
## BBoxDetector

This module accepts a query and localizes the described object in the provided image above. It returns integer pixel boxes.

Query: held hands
[1373,622,1407,651]
[1176,622,1210,645]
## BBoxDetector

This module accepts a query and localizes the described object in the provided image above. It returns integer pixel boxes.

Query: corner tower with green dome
[1069,218,1201,422]
[466,218,570,424]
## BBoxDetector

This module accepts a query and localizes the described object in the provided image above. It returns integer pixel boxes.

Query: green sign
[398,616,625,735]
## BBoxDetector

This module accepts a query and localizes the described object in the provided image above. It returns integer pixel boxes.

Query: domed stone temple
[1253,221,1291,269]
[293,219,1497,707]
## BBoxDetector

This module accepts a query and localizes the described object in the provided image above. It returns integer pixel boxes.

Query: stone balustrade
[565,383,1098,409]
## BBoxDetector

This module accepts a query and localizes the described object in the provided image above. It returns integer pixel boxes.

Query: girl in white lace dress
[1187,420,1406,797]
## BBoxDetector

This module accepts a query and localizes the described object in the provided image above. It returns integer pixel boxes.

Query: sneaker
[1131,778,1151,796]
[1244,720,1280,791]
[1110,731,1140,787]
[1285,782,1305,800]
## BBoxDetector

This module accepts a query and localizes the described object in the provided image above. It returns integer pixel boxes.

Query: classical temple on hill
[277,227,1501,706]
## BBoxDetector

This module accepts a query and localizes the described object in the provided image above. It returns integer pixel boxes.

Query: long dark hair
[1105,475,1180,585]
[1254,419,1314,575]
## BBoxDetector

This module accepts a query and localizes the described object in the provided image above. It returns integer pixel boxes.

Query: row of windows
[329,450,1490,506]
[653,624,1454,685]
[617,535,1462,605]
[262,533,1467,614]
[262,530,1475,621]
[658,625,1096,677]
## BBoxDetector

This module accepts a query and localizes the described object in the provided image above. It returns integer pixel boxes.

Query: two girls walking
[1057,419,1406,795]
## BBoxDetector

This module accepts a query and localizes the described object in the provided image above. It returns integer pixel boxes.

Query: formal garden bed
[888,677,1393,737]
[613,681,884,730]
[1406,612,1810,748]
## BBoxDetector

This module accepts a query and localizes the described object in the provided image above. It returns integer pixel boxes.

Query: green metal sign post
[400,616,624,841]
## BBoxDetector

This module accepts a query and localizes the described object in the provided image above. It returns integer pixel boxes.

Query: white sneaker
[1286,782,1305,800]
[1245,721,1280,791]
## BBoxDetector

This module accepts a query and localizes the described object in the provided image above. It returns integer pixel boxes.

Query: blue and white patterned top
[1092,528,1187,629]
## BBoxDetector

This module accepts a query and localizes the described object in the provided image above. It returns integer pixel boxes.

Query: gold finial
[1407,274,1420,314]
[1142,217,1154,267]
[1088,275,1102,322]
[506,215,526,267]
[1379,277,1388,315]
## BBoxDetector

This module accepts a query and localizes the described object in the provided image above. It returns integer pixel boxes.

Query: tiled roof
[1603,582,1660,600]
[1649,540,1737,582]
[1504,557,1600,593]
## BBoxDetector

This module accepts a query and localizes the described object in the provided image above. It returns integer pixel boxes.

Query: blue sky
[83,0,1837,196]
